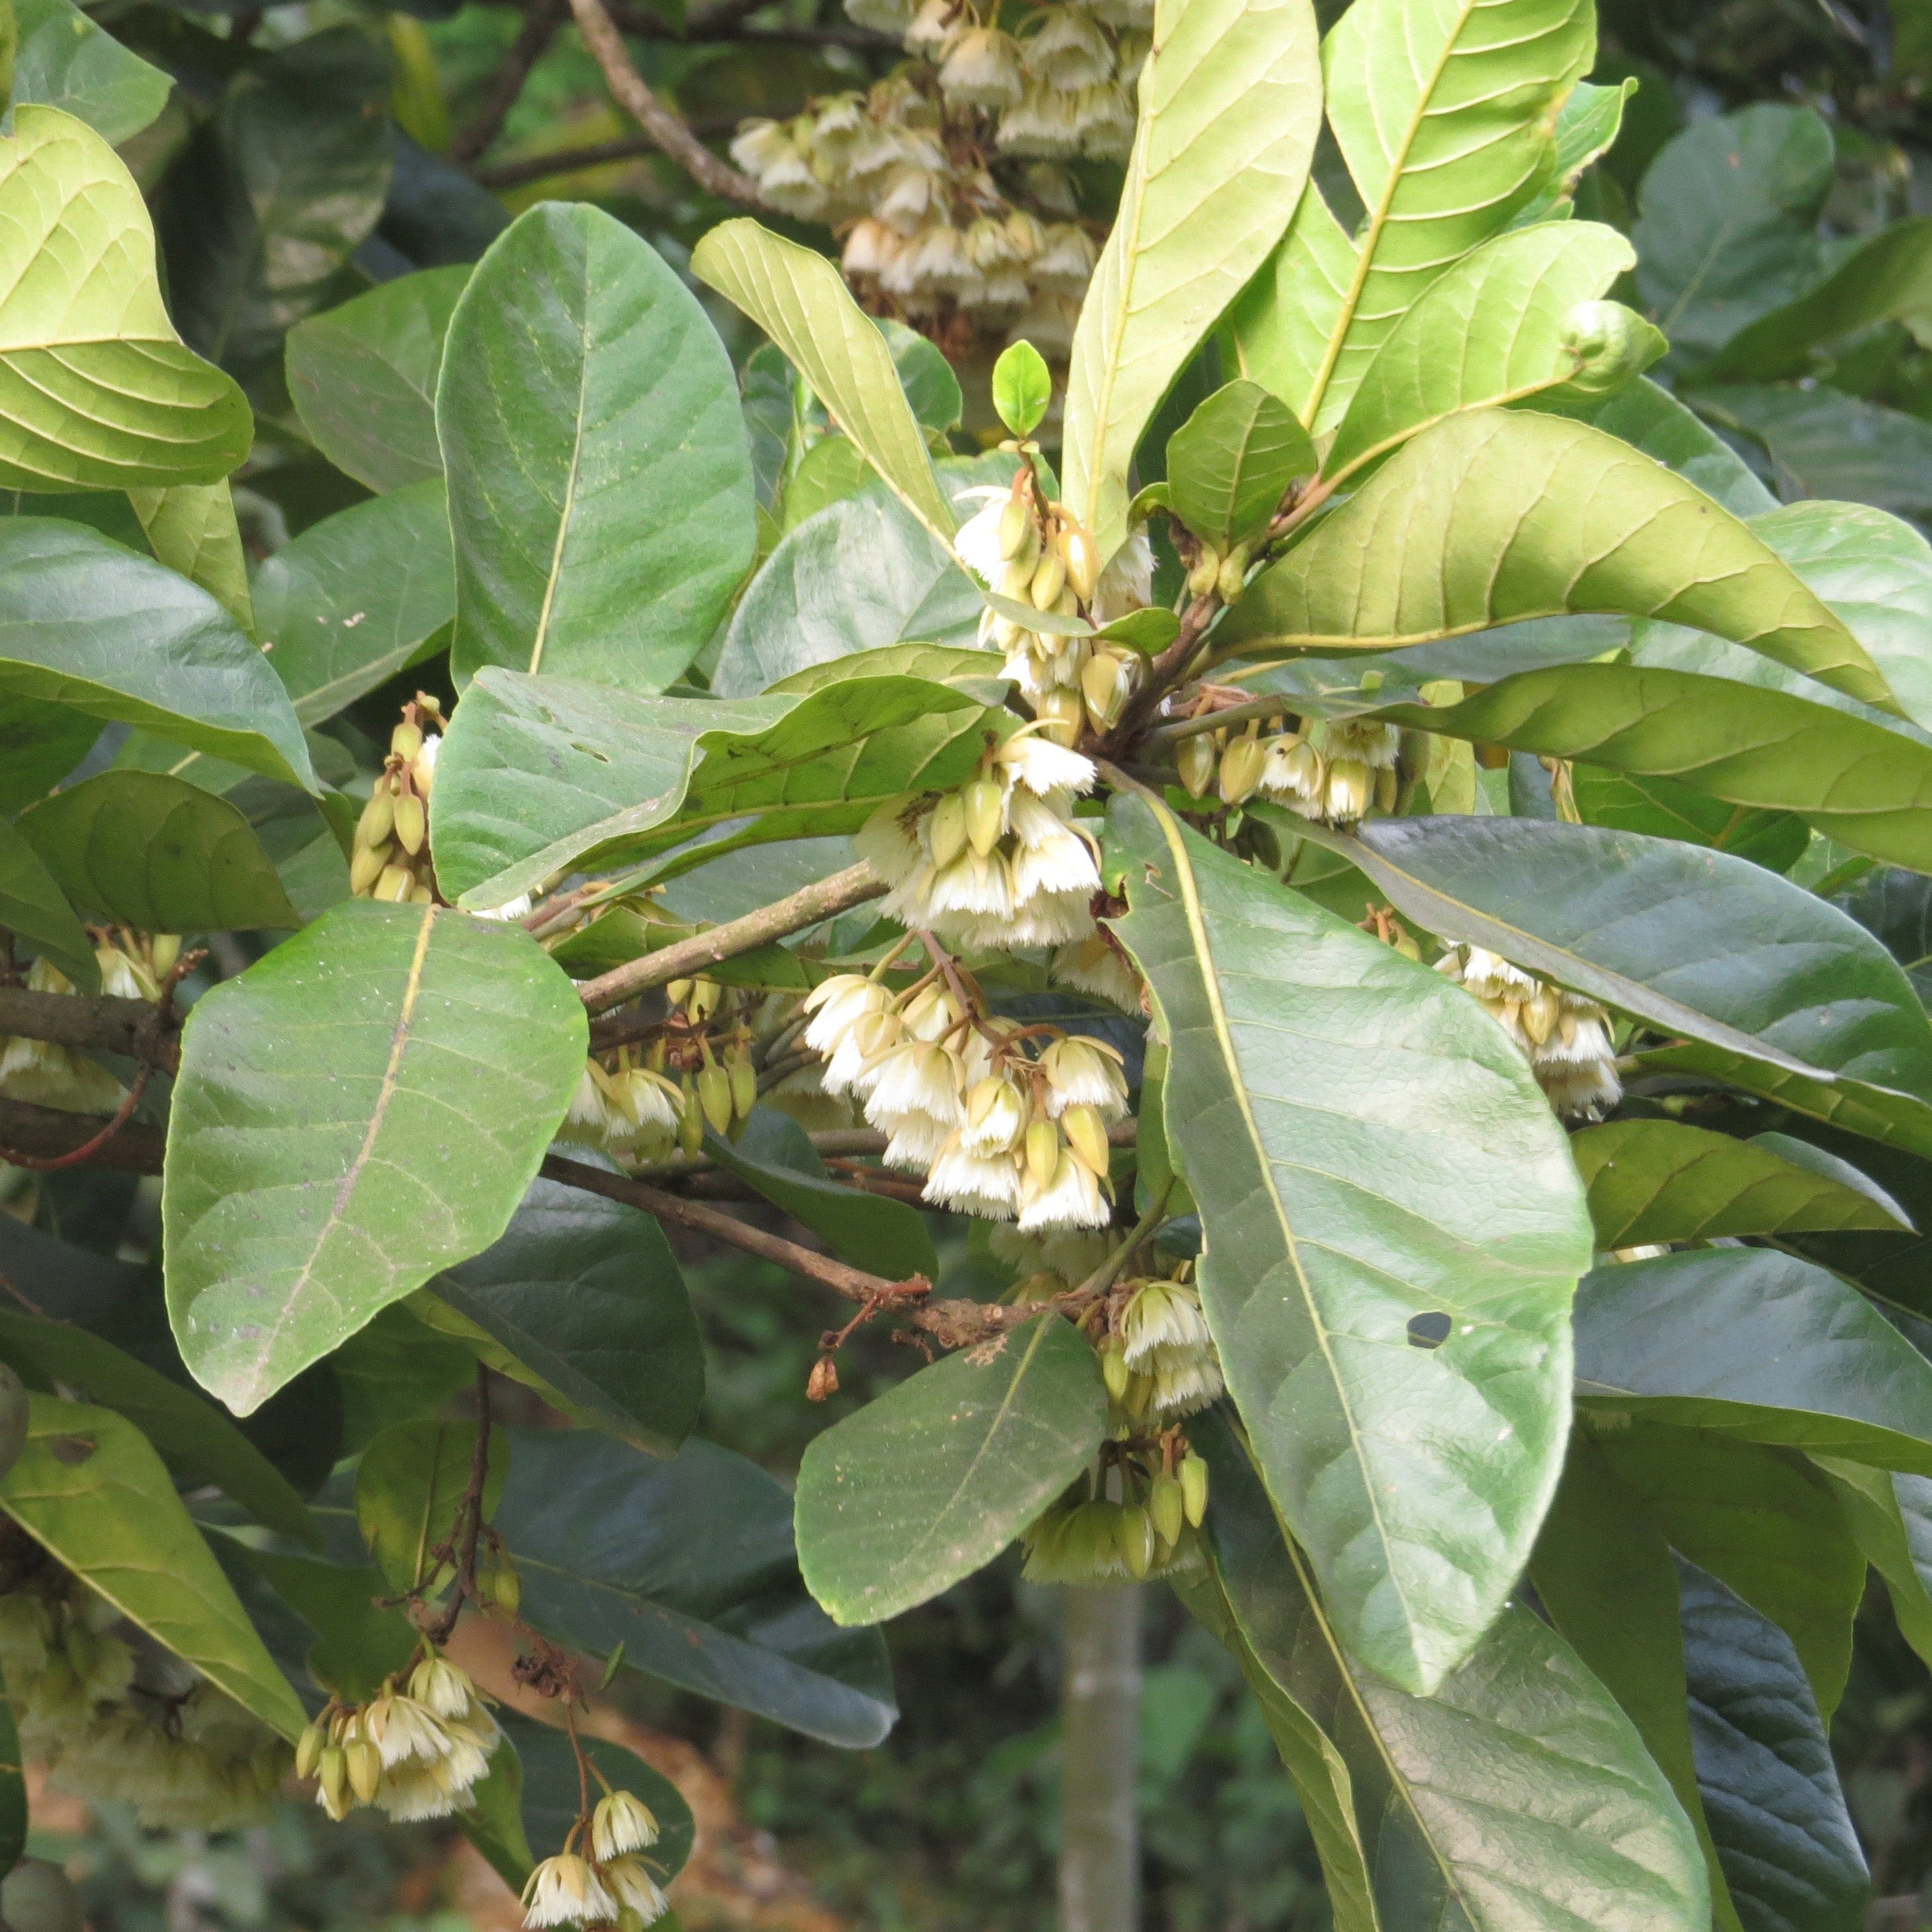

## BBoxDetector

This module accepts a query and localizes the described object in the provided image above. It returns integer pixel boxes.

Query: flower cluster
[0,934,179,1114]
[351,698,443,903]
[802,967,1128,1230]
[0,1563,286,1831]
[1100,1269,1224,1424]
[955,470,1152,740]
[855,729,1102,950]
[522,1787,668,1929]
[1437,946,1623,1122]
[1184,715,1402,828]
[296,1652,499,1824]
[1021,1444,1209,1585]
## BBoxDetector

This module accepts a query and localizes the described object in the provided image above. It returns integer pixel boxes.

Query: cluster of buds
[351,696,443,904]
[0,934,180,1115]
[296,1652,500,1824]
[730,68,1106,350]
[560,979,762,1168]
[802,966,1128,1230]
[0,1561,285,1831]
[1182,715,1401,828]
[1021,1439,1209,1585]
[1099,1268,1225,1424]
[956,471,1151,740]
[857,729,1102,949]
[1437,946,1623,1122]
[522,1787,668,1929]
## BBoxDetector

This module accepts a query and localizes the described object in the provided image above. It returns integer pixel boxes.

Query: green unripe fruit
[1558,299,1664,396]
[1180,1450,1209,1526]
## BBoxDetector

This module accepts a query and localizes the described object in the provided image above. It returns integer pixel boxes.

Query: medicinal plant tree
[5,0,1932,1923]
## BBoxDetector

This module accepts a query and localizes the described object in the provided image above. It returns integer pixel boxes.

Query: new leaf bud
[1186,545,1221,601]
[1176,734,1217,799]
[1179,1450,1209,1526]
[1215,542,1252,607]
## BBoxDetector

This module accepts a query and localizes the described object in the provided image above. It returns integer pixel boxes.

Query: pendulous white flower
[592,1788,661,1859]
[1019,1145,1110,1232]
[522,1852,619,1929]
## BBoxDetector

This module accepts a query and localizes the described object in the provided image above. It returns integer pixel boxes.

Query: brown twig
[0,1097,164,1173]
[565,0,764,205]
[1096,589,1223,760]
[473,121,785,188]
[0,1066,155,1172]
[0,985,180,1072]
[450,0,565,164]
[423,1368,496,1646]
[578,861,886,1019]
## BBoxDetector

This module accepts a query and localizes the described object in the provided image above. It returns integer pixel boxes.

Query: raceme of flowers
[953,466,1151,740]
[521,1786,669,1929]
[730,0,1145,346]
[1178,714,1403,830]
[0,1561,286,1832]
[296,1652,500,1825]
[350,699,444,904]
[1437,944,1623,1122]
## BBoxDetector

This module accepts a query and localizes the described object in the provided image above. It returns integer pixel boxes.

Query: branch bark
[564,0,764,205]
[450,0,565,164]
[578,860,886,1021]
[1060,1586,1143,1932]
[0,986,179,1072]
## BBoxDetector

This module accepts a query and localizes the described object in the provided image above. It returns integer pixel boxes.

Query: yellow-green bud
[689,978,722,1022]
[390,721,424,762]
[698,1064,734,1135]
[1325,758,1373,824]
[1179,1450,1209,1526]
[1150,1472,1185,1546]
[150,934,181,979]
[1216,542,1252,606]
[678,1079,704,1157]
[963,773,1007,855]
[373,864,414,903]
[664,978,694,1008]
[295,1719,326,1780]
[998,495,1037,562]
[1101,1341,1130,1403]
[1186,547,1221,601]
[928,790,969,870]
[319,1745,349,1811]
[346,1734,382,1804]
[1116,1503,1155,1578]
[1060,522,1101,603]
[1029,549,1068,611]
[1035,689,1084,748]
[1375,765,1399,815]
[1176,734,1217,799]
[1080,648,1133,731]
[357,786,395,850]
[1061,1103,1110,1178]
[392,791,427,857]
[1219,735,1265,806]
[1024,1117,1061,1190]
[729,1054,758,1120]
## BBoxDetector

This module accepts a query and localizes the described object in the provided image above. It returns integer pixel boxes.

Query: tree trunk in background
[1059,1585,1143,1932]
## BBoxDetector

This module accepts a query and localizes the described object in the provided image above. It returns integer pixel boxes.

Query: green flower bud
[1116,1503,1156,1579]
[678,1078,705,1157]
[346,1734,382,1804]
[390,720,423,762]
[928,790,969,870]
[150,934,181,979]
[998,495,1038,563]
[319,1744,349,1811]
[688,978,723,1022]
[729,1053,758,1120]
[963,772,1007,856]
[1080,647,1134,731]
[1061,1102,1110,1178]
[295,1718,327,1781]
[1035,688,1085,748]
[1176,733,1217,799]
[1219,735,1265,806]
[1024,1117,1061,1190]
[1150,1472,1185,1547]
[1030,548,1068,611]
[1375,764,1399,815]
[1180,1450,1209,1526]
[1558,300,1665,396]
[698,1064,735,1135]
[373,863,414,903]
[392,791,427,858]
[1060,522,1101,603]
[356,785,396,851]
[1101,1340,1131,1404]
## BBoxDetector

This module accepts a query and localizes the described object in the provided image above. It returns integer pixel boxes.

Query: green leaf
[1375,660,1932,876]
[878,318,961,437]
[1062,0,1320,558]
[1631,103,1832,359]
[0,1393,307,1739]
[1295,0,1597,434]
[1223,182,1356,427]
[419,1176,704,1456]
[1697,214,1932,382]
[286,266,469,494]
[692,220,955,545]
[1325,222,1636,482]
[252,479,455,727]
[1572,1248,1932,1474]
[1675,1561,1869,1932]
[493,1428,897,1747]
[1694,383,1932,522]
[163,901,588,1414]
[0,520,317,793]
[0,1308,317,1545]
[1221,409,1896,713]
[127,483,254,634]
[0,695,98,815]
[329,1304,473,1456]
[1585,1423,1863,1721]
[235,1543,415,1704]
[779,434,871,533]
[159,32,393,382]
[703,1110,936,1283]
[1194,1412,1711,1930]
[992,340,1051,438]
[1302,816,1932,1155]
[354,1418,505,1594]
[1571,1120,1912,1248]
[0,107,252,490]
[1514,75,1637,224]
[440,204,754,692]
[432,657,1004,910]
[0,816,95,989]
[1836,866,1932,1002]
[1099,609,1182,655]
[1536,377,1778,518]
[1165,380,1314,548]
[16,771,300,932]
[1570,766,1809,873]
[0,1693,23,1880]
[9,0,169,144]
[1106,793,1592,1693]
[1808,1457,1932,1674]
[499,1711,695,1872]
[717,456,1017,696]
[796,1313,1105,1627]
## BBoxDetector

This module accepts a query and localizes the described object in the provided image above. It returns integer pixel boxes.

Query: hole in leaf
[49,1434,95,1465]
[1406,1312,1452,1351]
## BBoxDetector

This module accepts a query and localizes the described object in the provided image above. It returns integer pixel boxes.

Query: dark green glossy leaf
[494,1428,895,1747]
[1190,1412,1710,1931]
[253,479,454,727]
[0,816,95,989]
[329,1303,475,1455]
[432,653,1003,909]
[499,1710,694,1872]
[796,1313,1105,1625]
[419,1177,704,1456]
[1107,793,1592,1693]
[1695,384,1932,520]
[1166,380,1315,547]
[0,1394,307,1739]
[0,520,317,793]
[439,203,754,691]
[703,1110,935,1284]
[1570,766,1808,874]
[1572,1248,1932,1474]
[354,1418,505,1594]
[9,0,169,143]
[164,901,588,1414]
[286,266,469,493]
[235,1543,415,1704]
[1571,1120,1912,1247]
[0,695,97,814]
[16,771,299,932]
[1809,1457,1932,1675]
[1836,866,1932,1004]
[1678,1560,1869,1932]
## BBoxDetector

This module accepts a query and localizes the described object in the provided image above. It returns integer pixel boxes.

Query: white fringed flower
[522,1854,619,1929]
[1118,1279,1213,1368]
[1022,5,1116,87]
[592,1789,661,1859]
[924,1135,1026,1214]
[1019,1148,1110,1231]
[603,1856,671,1923]
[1039,1037,1128,1118]
[939,26,1025,106]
